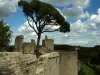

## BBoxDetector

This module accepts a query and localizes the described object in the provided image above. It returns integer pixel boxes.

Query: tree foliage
[18,0,70,57]
[0,20,12,47]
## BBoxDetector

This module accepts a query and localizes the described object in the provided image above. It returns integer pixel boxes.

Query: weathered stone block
[23,43,34,54]
[39,47,48,54]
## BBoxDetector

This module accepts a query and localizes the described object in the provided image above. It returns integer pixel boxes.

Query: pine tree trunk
[36,33,41,57]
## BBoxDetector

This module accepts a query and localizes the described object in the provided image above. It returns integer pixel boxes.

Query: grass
[82,65,96,75]
[96,65,100,72]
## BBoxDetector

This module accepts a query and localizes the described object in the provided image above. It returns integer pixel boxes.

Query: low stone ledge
[39,52,59,59]
[0,52,20,57]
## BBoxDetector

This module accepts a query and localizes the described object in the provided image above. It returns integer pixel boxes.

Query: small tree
[18,0,70,57]
[0,20,12,47]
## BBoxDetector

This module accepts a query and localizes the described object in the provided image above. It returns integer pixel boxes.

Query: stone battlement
[14,35,54,54]
[0,35,78,75]
[0,52,59,75]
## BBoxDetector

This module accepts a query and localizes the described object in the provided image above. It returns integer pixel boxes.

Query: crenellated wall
[0,52,59,75]
[36,52,59,75]
[0,52,37,75]
[0,35,78,75]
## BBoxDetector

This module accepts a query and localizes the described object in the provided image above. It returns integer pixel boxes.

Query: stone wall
[42,35,54,52]
[23,42,34,54]
[0,52,22,75]
[14,35,24,52]
[0,52,59,75]
[37,52,59,75]
[14,35,36,54]
[0,35,78,75]
[58,51,78,75]
[0,52,36,75]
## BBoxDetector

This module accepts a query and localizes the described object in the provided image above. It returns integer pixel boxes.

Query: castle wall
[14,35,24,52]
[0,35,78,75]
[23,42,34,54]
[0,52,36,75]
[58,51,78,75]
[0,52,59,75]
[42,39,54,51]
[37,52,59,75]
[39,47,48,54]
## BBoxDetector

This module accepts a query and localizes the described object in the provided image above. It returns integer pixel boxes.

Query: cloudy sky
[1,0,100,47]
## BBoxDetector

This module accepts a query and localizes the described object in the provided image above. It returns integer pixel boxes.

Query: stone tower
[14,35,24,52]
[42,35,54,52]
[23,39,36,54]
[59,51,78,75]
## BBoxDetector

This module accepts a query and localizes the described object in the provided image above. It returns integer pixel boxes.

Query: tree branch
[41,19,47,32]
[25,15,38,34]
[31,15,39,31]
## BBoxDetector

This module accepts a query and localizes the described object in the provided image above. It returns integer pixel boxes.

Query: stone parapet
[0,52,60,75]
[0,48,78,75]
[37,52,59,75]
[0,52,36,75]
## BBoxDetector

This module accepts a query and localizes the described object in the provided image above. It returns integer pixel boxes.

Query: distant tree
[18,0,70,57]
[0,20,12,47]
[94,45,100,50]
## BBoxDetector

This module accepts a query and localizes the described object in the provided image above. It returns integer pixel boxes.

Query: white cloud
[88,31,100,37]
[40,0,90,8]
[70,8,100,33]
[40,0,71,6]
[18,21,37,35]
[70,18,97,33]
[86,9,100,28]
[57,8,100,46]
[72,0,90,8]
[59,30,100,47]
[0,0,19,20]
[44,25,60,31]
[71,20,87,33]
[78,40,88,44]
[62,6,90,19]
[97,8,100,14]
